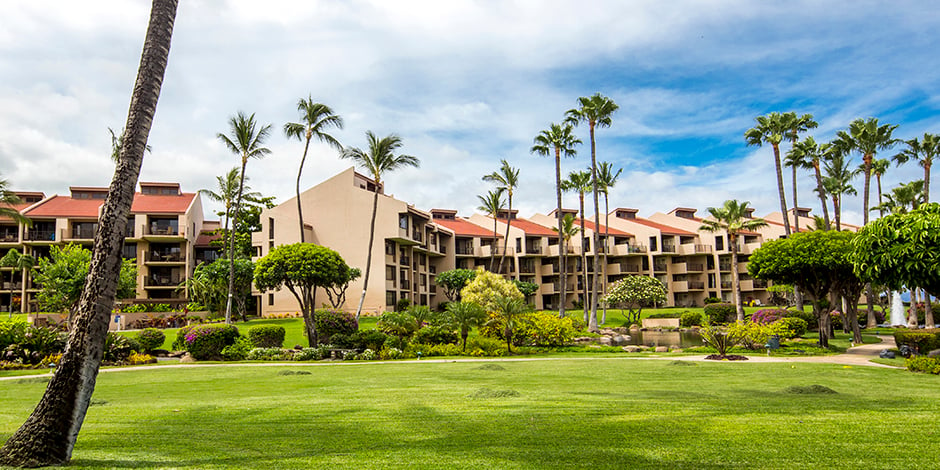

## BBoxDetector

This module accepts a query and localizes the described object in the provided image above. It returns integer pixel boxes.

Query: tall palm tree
[531,123,581,317]
[0,1,178,466]
[476,188,506,273]
[0,176,31,227]
[561,170,593,324]
[821,146,858,231]
[341,132,419,320]
[217,111,272,324]
[894,133,939,205]
[566,93,618,329]
[0,248,34,318]
[199,167,261,255]
[596,161,622,325]
[836,118,898,226]
[745,112,792,235]
[699,200,768,321]
[782,112,818,232]
[789,137,830,230]
[109,127,150,163]
[482,159,519,277]
[870,158,891,218]
[552,214,580,313]
[283,98,344,242]
[872,180,925,215]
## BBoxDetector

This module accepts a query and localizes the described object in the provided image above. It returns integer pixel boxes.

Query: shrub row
[894,329,940,355]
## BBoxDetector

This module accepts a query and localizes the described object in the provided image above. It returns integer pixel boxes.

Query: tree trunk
[925,293,935,329]
[579,194,589,325]
[833,196,841,231]
[497,193,512,278]
[730,233,744,321]
[909,288,920,329]
[225,157,248,325]
[816,301,830,349]
[296,136,312,243]
[555,147,566,318]
[771,143,791,235]
[489,218,498,272]
[589,122,601,332]
[925,161,931,204]
[813,160,831,230]
[355,189,380,321]
[791,165,800,232]
[602,194,610,325]
[0,2,177,466]
[862,154,872,225]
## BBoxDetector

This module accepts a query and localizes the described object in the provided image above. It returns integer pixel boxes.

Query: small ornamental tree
[443,301,487,351]
[513,280,539,298]
[435,268,477,301]
[460,267,523,313]
[852,203,940,329]
[181,257,254,319]
[602,275,667,326]
[324,267,361,309]
[253,243,355,346]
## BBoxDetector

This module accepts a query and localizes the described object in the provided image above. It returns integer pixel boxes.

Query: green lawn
[1,359,937,469]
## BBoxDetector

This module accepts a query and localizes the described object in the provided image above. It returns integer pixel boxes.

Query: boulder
[610,335,632,346]
[928,349,940,358]
[654,346,668,353]
[598,336,612,346]
[179,353,196,363]
[622,346,641,353]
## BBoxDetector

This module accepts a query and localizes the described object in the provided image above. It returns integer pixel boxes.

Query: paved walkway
[673,335,900,368]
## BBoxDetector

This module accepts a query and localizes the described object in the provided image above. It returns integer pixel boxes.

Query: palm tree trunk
[497,194,511,277]
[602,193,610,325]
[555,147,566,318]
[730,233,744,322]
[0,2,177,466]
[225,158,248,325]
[862,155,872,225]
[579,194,589,323]
[833,196,841,231]
[490,218,498,272]
[296,136,312,243]
[925,161,931,204]
[588,123,601,332]
[772,144,791,235]
[791,165,799,232]
[813,161,830,230]
[355,190,380,321]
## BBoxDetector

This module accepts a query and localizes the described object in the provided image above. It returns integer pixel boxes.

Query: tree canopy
[460,268,523,313]
[601,275,667,326]
[434,268,477,301]
[32,244,136,317]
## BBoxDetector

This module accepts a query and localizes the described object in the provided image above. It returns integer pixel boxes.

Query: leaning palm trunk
[588,124,601,332]
[813,161,831,230]
[555,148,566,318]
[579,195,589,323]
[601,193,610,325]
[771,144,791,235]
[0,2,177,466]
[224,160,248,324]
[355,189,380,321]
[295,136,312,243]
[730,234,744,322]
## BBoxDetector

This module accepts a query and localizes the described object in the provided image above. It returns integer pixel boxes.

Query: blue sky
[1,1,939,226]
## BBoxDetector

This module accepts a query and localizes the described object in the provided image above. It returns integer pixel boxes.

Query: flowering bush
[183,324,240,360]
[127,352,157,365]
[136,328,166,352]
[292,346,328,361]
[380,347,404,360]
[246,347,292,361]
[907,356,940,374]
[248,325,286,348]
[314,309,358,342]
[751,309,788,324]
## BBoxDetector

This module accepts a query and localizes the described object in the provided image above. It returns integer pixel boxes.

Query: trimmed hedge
[136,328,166,352]
[906,356,940,374]
[703,303,736,324]
[894,329,940,355]
[314,309,358,342]
[680,311,702,328]
[248,325,286,348]
[647,312,682,319]
[181,324,240,360]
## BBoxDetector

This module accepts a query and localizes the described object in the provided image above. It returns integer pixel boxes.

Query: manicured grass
[1,359,938,469]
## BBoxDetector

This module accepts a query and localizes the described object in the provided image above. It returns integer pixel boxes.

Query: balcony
[525,244,543,255]
[753,280,767,288]
[143,225,184,239]
[66,225,98,240]
[540,263,557,275]
[0,233,19,243]
[686,263,704,272]
[146,275,182,288]
[653,263,667,272]
[718,263,731,272]
[519,264,536,274]
[455,245,475,256]
[720,281,732,289]
[25,230,55,242]
[688,281,705,290]
[661,244,676,253]
[146,252,184,263]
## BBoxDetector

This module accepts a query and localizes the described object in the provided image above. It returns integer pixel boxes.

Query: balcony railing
[525,244,543,255]
[520,264,536,274]
[719,263,731,271]
[400,256,411,266]
[653,263,667,272]
[26,230,55,241]
[753,280,767,288]
[146,275,181,287]
[694,244,712,253]
[620,264,640,273]
[720,281,732,289]
[69,227,97,239]
[1,233,19,242]
[687,263,704,272]
[455,245,474,255]
[144,225,181,236]
[688,281,705,290]
[147,252,184,262]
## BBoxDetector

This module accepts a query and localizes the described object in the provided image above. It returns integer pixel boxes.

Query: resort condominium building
[0,183,217,312]
[252,168,783,316]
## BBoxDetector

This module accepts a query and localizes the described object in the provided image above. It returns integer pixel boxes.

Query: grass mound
[467,388,520,399]
[668,360,697,366]
[277,370,312,376]
[89,399,108,406]
[475,364,506,371]
[783,384,837,394]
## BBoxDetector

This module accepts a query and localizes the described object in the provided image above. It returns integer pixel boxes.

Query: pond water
[626,330,704,348]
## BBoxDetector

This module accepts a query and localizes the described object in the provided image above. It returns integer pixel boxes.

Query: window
[386,291,397,306]
[399,214,408,230]
[715,235,724,251]
[268,294,274,306]
[121,243,137,260]
[386,265,396,281]
[268,217,275,239]
[649,236,658,252]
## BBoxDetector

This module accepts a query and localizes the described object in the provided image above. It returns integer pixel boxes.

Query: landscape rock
[928,349,940,358]
[654,346,668,353]
[179,353,196,363]
[610,335,632,346]
[622,346,640,353]
[598,336,612,346]
[671,348,683,353]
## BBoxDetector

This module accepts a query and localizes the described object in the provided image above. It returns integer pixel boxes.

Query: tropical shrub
[703,303,736,324]
[460,268,524,312]
[378,310,419,348]
[647,312,682,319]
[0,320,28,350]
[894,329,940,355]
[906,356,940,374]
[183,324,240,360]
[246,347,292,361]
[3,325,67,364]
[293,346,328,361]
[704,296,722,304]
[380,347,404,360]
[136,328,166,352]
[172,324,195,351]
[784,309,816,329]
[413,325,459,345]
[395,298,412,312]
[406,342,461,357]
[248,325,286,348]
[466,336,507,357]
[726,321,785,350]
[314,309,358,342]
[515,311,576,347]
[221,336,253,361]
[127,352,157,365]
[699,321,745,357]
[680,311,702,328]
[776,317,808,339]
[353,329,388,351]
[751,308,788,324]
[104,333,134,363]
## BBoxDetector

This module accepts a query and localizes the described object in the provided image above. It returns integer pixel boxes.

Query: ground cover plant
[0,359,938,469]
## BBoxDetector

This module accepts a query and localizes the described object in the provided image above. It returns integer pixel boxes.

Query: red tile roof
[23,192,197,218]
[509,218,558,237]
[629,218,696,236]
[130,192,196,214]
[195,230,221,247]
[576,219,632,237]
[433,217,500,238]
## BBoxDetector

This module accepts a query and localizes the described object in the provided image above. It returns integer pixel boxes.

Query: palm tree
[0,248,34,318]
[477,188,506,272]
[109,127,150,163]
[0,176,31,227]
[444,301,487,351]
[789,137,830,230]
[836,118,898,226]
[482,159,519,277]
[531,123,581,317]
[821,145,858,231]
[894,133,939,204]
[699,200,768,321]
[552,213,580,311]
[782,112,818,232]
[341,132,419,320]
[488,295,532,353]
[566,93,618,329]
[745,112,792,235]
[217,111,272,324]
[283,98,344,243]
[561,170,593,324]
[199,167,262,255]
[0,2,178,466]
[870,158,891,218]
[595,161,622,325]
[872,180,925,215]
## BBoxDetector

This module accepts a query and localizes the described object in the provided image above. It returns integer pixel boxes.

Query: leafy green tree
[562,170,593,325]
[488,295,531,353]
[217,111,272,324]
[852,203,940,329]
[443,301,487,351]
[699,200,768,321]
[894,133,939,204]
[596,161,622,324]
[460,267,523,313]
[476,188,505,272]
[602,275,667,326]
[253,243,355,346]
[283,98,343,242]
[531,122,581,317]
[512,280,539,298]
[435,269,477,301]
[745,112,793,234]
[341,131,419,320]
[482,159,520,276]
[32,244,136,322]
[181,257,254,320]
[748,230,860,348]
[324,267,361,310]
[0,3,177,465]
[377,310,418,349]
[566,93,619,328]
[0,249,34,317]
